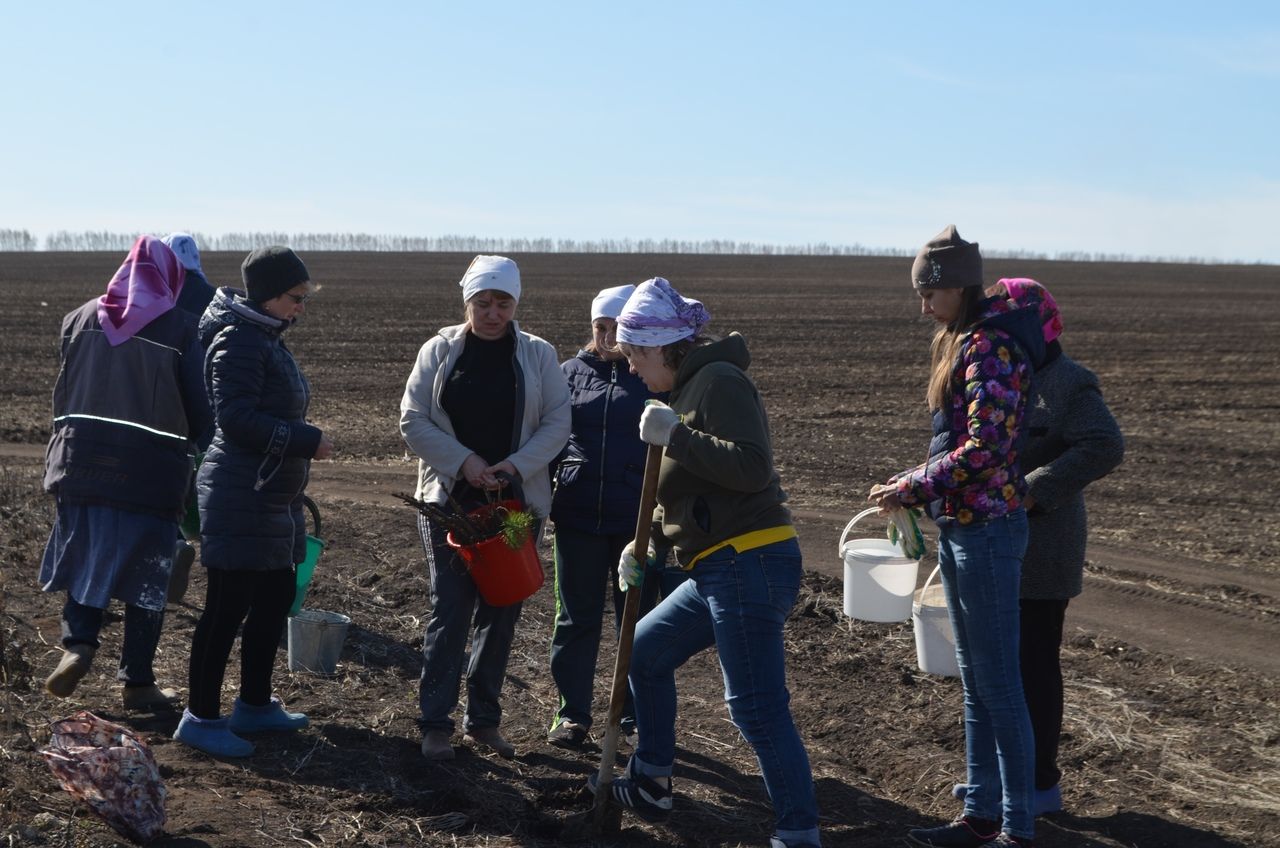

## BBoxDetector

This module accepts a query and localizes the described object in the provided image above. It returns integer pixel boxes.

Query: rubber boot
[173,709,254,757]
[122,684,181,712]
[168,540,196,604]
[421,730,455,761]
[229,696,308,733]
[464,725,515,758]
[45,644,95,698]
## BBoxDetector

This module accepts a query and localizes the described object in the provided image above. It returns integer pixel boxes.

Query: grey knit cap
[911,224,983,289]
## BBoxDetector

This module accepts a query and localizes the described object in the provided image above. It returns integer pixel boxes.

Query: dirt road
[13,442,1270,677]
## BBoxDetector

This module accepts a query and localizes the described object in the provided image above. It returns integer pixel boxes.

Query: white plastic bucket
[287,610,351,674]
[839,508,921,623]
[913,565,959,677]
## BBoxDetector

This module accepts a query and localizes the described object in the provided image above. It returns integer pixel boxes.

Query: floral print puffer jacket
[895,296,1044,525]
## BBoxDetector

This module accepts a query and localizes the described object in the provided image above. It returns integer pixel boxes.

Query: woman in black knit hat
[174,246,334,757]
[871,226,1042,848]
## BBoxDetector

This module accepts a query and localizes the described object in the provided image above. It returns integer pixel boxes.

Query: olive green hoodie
[656,333,792,566]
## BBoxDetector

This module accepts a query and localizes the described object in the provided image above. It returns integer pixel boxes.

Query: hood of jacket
[975,296,1046,369]
[673,332,751,390]
[199,286,289,348]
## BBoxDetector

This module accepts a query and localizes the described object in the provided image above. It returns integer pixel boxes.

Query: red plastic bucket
[446,500,544,607]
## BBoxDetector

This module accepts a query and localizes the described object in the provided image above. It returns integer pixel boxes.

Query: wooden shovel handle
[592,442,663,824]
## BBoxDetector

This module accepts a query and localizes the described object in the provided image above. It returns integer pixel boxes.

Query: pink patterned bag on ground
[40,711,167,843]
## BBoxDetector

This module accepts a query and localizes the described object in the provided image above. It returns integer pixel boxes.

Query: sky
[3,2,1278,262]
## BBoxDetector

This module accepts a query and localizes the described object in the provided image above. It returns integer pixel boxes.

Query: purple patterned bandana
[96,236,185,346]
[616,277,710,346]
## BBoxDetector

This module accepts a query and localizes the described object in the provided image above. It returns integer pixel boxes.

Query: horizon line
[0,228,1270,267]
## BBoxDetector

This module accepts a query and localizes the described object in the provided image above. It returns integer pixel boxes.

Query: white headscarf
[591,284,635,320]
[161,232,203,274]
[616,277,711,346]
[459,255,521,302]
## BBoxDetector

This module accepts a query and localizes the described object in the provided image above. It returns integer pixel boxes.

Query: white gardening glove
[618,540,657,592]
[639,400,680,447]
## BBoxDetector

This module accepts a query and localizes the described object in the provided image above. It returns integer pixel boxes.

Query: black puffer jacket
[196,288,322,570]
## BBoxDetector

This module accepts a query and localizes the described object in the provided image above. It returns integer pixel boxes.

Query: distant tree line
[0,227,1259,264]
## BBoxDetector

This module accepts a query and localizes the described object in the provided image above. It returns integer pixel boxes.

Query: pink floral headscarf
[997,277,1063,343]
[96,236,185,346]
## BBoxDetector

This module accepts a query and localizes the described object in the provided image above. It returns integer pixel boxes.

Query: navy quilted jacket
[195,288,323,570]
[550,350,663,535]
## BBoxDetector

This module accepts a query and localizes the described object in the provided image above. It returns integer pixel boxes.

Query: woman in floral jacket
[871,226,1044,848]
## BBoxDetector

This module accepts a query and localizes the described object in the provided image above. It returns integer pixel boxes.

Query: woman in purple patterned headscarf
[40,236,214,712]
[589,277,822,848]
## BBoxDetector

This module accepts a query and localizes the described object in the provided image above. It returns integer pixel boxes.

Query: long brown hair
[925,286,985,411]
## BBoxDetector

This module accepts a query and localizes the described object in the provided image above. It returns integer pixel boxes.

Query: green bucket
[290,496,325,617]
[178,452,205,541]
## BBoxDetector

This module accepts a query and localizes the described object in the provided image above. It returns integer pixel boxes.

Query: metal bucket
[287,610,350,675]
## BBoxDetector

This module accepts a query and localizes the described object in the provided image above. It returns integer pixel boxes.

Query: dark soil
[2,253,1277,847]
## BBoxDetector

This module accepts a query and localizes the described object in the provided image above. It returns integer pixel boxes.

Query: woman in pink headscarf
[40,235,213,712]
[945,278,1123,818]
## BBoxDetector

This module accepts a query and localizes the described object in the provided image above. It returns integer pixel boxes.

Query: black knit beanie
[911,225,983,289]
[242,246,309,302]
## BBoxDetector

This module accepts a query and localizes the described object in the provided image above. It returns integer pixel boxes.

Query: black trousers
[1019,597,1069,790]
[188,567,295,720]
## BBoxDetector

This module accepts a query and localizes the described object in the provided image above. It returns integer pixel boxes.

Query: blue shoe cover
[173,709,254,757]
[229,696,309,733]
[1034,784,1063,816]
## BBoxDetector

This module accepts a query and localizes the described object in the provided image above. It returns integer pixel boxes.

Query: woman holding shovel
[870,226,1043,848]
[400,255,570,761]
[593,277,821,848]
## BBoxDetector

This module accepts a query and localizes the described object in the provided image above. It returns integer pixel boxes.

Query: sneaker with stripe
[587,757,672,822]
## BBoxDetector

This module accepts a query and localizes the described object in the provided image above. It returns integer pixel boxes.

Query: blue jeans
[629,537,820,846]
[938,510,1034,839]
[417,513,524,734]
[549,526,683,731]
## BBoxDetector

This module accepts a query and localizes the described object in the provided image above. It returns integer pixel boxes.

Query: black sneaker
[908,816,1001,847]
[548,720,588,750]
[587,758,672,822]
[991,835,1033,847]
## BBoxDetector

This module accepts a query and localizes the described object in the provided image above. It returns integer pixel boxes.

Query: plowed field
[1,252,1277,847]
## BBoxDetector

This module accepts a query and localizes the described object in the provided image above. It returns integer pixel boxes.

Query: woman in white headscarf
[401,255,570,761]
[161,232,216,318]
[590,278,821,848]
[545,284,683,751]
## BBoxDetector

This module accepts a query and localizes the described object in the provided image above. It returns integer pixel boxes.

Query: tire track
[5,444,1278,676]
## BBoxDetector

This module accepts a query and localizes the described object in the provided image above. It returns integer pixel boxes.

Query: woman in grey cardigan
[958,278,1124,817]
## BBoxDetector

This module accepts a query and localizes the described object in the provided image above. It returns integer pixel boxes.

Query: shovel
[589,442,664,834]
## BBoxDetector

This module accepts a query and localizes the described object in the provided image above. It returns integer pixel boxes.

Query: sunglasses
[285,292,311,305]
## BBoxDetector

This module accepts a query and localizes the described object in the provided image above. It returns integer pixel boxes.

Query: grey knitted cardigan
[1020,349,1125,599]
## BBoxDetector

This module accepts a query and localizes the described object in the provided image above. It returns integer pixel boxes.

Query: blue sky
[3,2,1277,261]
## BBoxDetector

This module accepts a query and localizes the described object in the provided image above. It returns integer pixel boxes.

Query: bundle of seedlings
[396,492,538,550]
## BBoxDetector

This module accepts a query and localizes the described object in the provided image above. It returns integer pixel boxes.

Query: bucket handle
[302,495,322,538]
[838,507,890,556]
[921,564,942,595]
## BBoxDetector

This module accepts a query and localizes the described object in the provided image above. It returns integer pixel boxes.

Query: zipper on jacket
[595,362,617,533]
